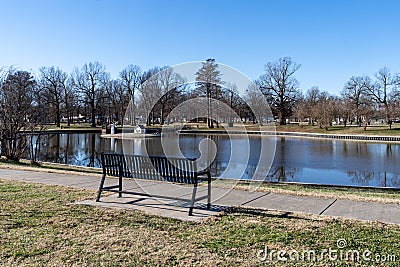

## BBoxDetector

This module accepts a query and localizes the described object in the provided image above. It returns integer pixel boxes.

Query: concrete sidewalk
[0,167,399,224]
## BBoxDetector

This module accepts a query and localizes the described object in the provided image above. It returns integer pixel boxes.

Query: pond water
[27,133,400,188]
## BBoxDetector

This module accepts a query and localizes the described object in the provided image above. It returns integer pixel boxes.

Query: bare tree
[0,70,36,160]
[295,87,340,130]
[342,76,371,125]
[38,66,68,127]
[294,87,321,126]
[365,67,400,124]
[64,77,78,126]
[71,62,108,127]
[195,59,222,128]
[257,57,301,125]
[120,65,141,125]
[222,82,242,125]
[244,83,272,125]
[336,97,352,127]
[311,92,336,130]
[138,67,163,125]
[28,82,51,164]
[156,67,186,125]
[294,97,309,125]
[388,99,400,122]
[223,82,239,109]
[105,79,126,124]
[305,86,321,125]
[95,77,111,125]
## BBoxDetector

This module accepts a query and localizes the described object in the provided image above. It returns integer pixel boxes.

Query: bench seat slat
[99,189,209,203]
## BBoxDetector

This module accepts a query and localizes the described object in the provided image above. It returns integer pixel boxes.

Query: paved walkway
[0,167,399,224]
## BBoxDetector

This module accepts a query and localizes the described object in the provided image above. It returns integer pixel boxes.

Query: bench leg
[189,182,198,216]
[96,173,106,202]
[118,175,123,198]
[207,173,211,210]
[118,164,123,198]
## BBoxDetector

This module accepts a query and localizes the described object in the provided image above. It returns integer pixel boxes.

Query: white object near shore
[100,133,161,139]
[101,125,161,139]
[134,125,146,134]
[110,123,116,134]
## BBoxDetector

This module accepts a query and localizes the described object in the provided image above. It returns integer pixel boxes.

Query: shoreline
[23,125,400,143]
[1,160,399,192]
[100,133,162,139]
[178,129,400,143]
[29,128,102,134]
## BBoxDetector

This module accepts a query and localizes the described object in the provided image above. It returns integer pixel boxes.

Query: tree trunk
[91,100,96,127]
[160,104,165,125]
[91,113,96,127]
[67,109,71,126]
[384,102,389,124]
[56,105,61,127]
[280,114,287,125]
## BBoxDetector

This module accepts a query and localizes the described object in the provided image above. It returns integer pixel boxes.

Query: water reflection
[38,133,101,167]
[27,133,400,188]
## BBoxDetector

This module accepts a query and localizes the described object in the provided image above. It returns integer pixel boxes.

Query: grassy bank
[175,122,400,136]
[25,122,400,136]
[255,124,400,136]
[48,123,101,130]
[1,179,399,266]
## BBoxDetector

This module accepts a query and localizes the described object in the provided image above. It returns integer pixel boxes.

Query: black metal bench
[96,152,211,215]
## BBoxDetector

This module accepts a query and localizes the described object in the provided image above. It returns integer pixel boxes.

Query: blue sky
[1,0,400,94]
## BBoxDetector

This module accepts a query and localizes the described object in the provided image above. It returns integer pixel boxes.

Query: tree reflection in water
[347,171,400,188]
[266,166,299,182]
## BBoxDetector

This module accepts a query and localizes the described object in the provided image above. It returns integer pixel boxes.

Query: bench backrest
[101,153,199,184]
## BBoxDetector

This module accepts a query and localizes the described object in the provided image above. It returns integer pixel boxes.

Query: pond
[27,132,400,188]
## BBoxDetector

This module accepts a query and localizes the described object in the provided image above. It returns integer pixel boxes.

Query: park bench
[96,152,211,215]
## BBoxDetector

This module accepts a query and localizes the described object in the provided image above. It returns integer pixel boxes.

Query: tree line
[0,58,399,160]
[256,57,400,128]
[293,65,400,130]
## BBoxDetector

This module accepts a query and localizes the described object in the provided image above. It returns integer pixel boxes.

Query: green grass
[1,179,399,266]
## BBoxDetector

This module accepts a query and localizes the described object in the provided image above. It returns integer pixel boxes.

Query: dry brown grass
[1,179,399,266]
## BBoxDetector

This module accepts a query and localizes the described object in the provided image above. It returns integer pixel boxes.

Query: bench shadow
[168,200,228,212]
[96,196,228,218]
[225,207,318,221]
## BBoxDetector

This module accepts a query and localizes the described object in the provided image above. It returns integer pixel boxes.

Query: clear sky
[1,0,400,95]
